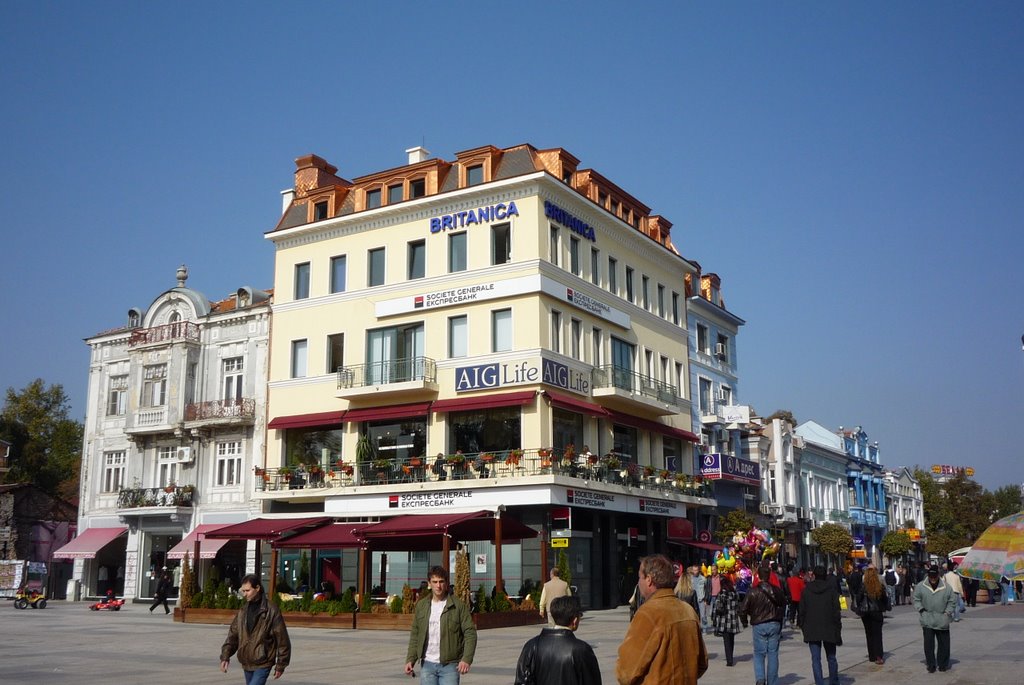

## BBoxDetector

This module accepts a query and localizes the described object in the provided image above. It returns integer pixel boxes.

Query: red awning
[166,524,231,560]
[432,390,536,413]
[343,402,432,423]
[52,527,127,559]
[607,410,700,443]
[272,523,365,549]
[543,391,609,417]
[675,540,724,552]
[204,517,332,541]
[267,411,345,430]
[358,511,538,551]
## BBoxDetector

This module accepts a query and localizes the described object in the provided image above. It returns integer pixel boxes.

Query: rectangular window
[699,377,712,412]
[716,333,730,362]
[365,323,425,384]
[610,199,619,216]
[330,255,347,293]
[661,355,671,383]
[408,240,425,280]
[697,324,709,354]
[608,257,617,294]
[102,451,126,493]
[368,247,385,286]
[222,357,243,402]
[216,441,243,487]
[492,309,512,352]
[625,267,634,303]
[157,446,178,488]
[675,362,685,397]
[327,333,344,373]
[291,339,308,378]
[448,315,468,358]
[366,188,381,209]
[590,248,600,286]
[294,262,310,300]
[657,285,665,317]
[549,226,560,266]
[592,327,603,366]
[466,164,483,186]
[141,365,167,407]
[720,386,733,406]
[571,318,582,360]
[410,178,426,199]
[645,349,655,378]
[313,200,329,221]
[388,183,403,205]
[448,232,467,273]
[611,337,635,390]
[491,223,511,265]
[671,292,679,325]
[550,311,562,352]
[642,276,649,310]
[106,375,128,416]
[570,237,581,276]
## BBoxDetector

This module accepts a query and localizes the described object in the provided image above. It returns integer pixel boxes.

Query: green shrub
[192,591,204,607]
[359,591,372,613]
[389,595,403,613]
[492,590,511,612]
[339,588,357,613]
[215,581,231,609]
[475,585,490,613]
[326,599,349,616]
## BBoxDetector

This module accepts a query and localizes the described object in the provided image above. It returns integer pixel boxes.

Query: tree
[179,553,196,609]
[810,523,853,569]
[716,508,755,543]
[454,547,471,607]
[989,485,1022,520]
[878,531,912,562]
[916,468,1002,554]
[766,409,797,425]
[1,379,83,497]
[555,548,571,587]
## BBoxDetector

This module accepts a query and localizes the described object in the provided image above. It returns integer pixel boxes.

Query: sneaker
[938,667,948,672]
[927,666,936,673]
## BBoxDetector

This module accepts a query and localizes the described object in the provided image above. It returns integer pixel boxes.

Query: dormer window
[169,312,181,324]
[366,188,381,209]
[410,178,426,199]
[388,183,403,204]
[466,164,484,186]
[313,200,329,221]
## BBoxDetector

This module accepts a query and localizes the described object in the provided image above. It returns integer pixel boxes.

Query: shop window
[448,406,522,454]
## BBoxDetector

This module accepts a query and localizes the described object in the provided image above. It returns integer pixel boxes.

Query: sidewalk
[1,599,1020,684]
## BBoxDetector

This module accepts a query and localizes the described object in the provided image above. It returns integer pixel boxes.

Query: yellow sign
[905,528,921,541]
[551,538,569,548]
[850,549,867,558]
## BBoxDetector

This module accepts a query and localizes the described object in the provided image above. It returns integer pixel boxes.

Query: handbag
[839,595,849,611]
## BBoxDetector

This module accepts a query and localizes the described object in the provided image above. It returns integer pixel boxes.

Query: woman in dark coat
[799,565,843,685]
[712,576,742,667]
[854,567,891,664]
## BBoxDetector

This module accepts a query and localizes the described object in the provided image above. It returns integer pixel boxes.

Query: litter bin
[66,579,81,601]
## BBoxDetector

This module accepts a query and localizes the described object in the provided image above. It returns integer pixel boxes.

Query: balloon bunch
[712,527,782,585]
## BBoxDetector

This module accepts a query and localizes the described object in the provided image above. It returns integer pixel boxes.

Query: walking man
[405,565,477,684]
[741,564,787,685]
[912,564,956,673]
[616,554,708,685]
[690,565,709,633]
[149,571,172,614]
[883,565,899,610]
[798,566,842,685]
[220,574,291,683]
[515,596,601,685]
[943,562,964,621]
[538,567,571,626]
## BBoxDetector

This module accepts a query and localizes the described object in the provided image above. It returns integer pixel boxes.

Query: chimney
[280,189,295,214]
[406,146,430,165]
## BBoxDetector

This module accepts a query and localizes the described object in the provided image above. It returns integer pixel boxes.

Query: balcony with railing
[185,398,256,426]
[254,448,715,502]
[590,365,680,415]
[128,321,200,347]
[336,356,438,400]
[116,485,195,519]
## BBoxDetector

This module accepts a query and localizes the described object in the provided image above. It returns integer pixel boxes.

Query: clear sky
[3,2,1022,491]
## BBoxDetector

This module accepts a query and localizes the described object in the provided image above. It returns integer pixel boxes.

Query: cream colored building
[262,144,712,608]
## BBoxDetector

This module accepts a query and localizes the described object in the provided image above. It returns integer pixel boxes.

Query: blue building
[841,426,887,564]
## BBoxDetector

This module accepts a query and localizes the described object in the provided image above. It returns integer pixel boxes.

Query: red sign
[667,518,694,541]
[698,530,713,543]
[628,527,638,547]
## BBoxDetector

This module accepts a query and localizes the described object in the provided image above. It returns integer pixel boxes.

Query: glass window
[448,406,521,454]
[549,226,559,265]
[366,418,427,465]
[142,365,167,407]
[365,323,424,384]
[552,408,584,455]
[699,377,712,412]
[697,324,709,354]
[590,248,600,285]
[671,292,679,324]
[626,267,634,303]
[291,339,308,378]
[313,200,329,221]
[216,441,243,486]
[608,257,617,295]
[491,223,511,265]
[368,247,385,286]
[408,239,425,280]
[592,327,603,366]
[327,333,344,373]
[223,357,243,402]
[284,426,344,468]
[294,262,310,300]
[410,178,426,199]
[716,333,730,362]
[492,309,512,352]
[157,446,178,488]
[449,315,467,358]
[611,338,634,390]
[570,319,581,359]
[550,310,562,353]
[570,237,581,276]
[366,188,381,209]
[657,285,665,317]
[107,375,128,416]
[388,184,403,204]
[103,451,126,492]
[675,362,685,397]
[448,232,467,273]
[330,255,346,293]
[466,164,483,186]
[663,437,683,472]
[642,276,649,310]
[612,424,637,463]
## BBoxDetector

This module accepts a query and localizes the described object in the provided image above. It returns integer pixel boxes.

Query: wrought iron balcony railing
[116,485,195,509]
[337,356,437,389]
[591,365,679,403]
[185,398,256,421]
[128,321,200,347]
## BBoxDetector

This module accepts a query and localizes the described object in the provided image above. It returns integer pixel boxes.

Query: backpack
[884,570,897,586]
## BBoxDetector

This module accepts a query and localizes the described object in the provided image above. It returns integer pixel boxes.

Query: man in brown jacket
[220,574,291,683]
[616,554,708,685]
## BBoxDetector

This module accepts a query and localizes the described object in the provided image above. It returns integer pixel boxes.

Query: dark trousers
[861,612,884,660]
[922,627,950,670]
[149,593,169,613]
[721,631,735,665]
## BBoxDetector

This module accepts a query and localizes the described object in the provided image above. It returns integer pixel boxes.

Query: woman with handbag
[712,576,742,667]
[854,567,891,664]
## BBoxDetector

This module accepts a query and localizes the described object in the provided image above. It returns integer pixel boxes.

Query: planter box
[176,607,355,629]
[473,611,546,630]
[174,607,540,631]
[355,612,414,630]
[175,607,236,625]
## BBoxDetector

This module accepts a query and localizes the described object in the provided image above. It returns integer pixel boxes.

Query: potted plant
[537,448,551,459]
[339,462,354,477]
[643,466,655,478]
[561,443,576,467]
[164,481,177,494]
[505,449,523,467]
[372,457,392,471]
[479,452,495,463]
[603,453,621,470]
[409,456,423,467]
[279,466,293,480]
[446,451,466,466]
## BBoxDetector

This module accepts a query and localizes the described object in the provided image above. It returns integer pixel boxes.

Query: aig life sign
[455,358,590,395]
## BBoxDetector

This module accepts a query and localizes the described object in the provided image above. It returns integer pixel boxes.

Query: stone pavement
[0,598,1020,684]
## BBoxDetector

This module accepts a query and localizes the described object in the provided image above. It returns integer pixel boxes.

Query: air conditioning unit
[714,342,726,358]
[717,389,730,402]
[176,446,193,463]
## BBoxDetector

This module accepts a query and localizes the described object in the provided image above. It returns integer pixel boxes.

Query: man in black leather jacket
[514,595,601,685]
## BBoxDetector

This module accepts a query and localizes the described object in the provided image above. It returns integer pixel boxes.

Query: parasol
[957,511,1024,582]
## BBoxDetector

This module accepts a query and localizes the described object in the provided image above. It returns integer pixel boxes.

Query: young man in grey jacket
[912,564,957,673]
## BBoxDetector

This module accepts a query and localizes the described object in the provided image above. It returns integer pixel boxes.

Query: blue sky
[3,2,1022,491]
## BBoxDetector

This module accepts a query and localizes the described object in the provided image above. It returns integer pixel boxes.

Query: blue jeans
[808,641,839,685]
[751,621,781,685]
[420,660,459,685]
[243,667,272,685]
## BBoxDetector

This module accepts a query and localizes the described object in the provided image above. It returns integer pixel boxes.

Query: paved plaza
[0,599,1020,684]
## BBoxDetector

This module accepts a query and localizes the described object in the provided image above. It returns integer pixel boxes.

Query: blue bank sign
[430,202,519,233]
[700,453,761,486]
[455,358,590,395]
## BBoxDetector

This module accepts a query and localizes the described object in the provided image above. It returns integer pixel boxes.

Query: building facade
[793,425,851,569]
[69,267,271,599]
[261,144,715,608]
